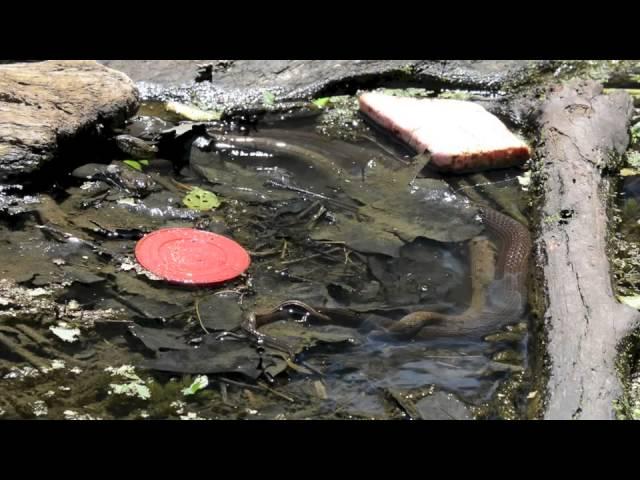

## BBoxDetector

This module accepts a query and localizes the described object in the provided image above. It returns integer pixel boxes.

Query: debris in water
[49,324,81,343]
[358,92,531,172]
[165,101,222,121]
[64,410,102,420]
[619,295,640,309]
[134,228,250,285]
[182,187,221,211]
[182,375,209,396]
[105,365,151,400]
[31,400,48,417]
[517,171,531,190]
[51,360,66,370]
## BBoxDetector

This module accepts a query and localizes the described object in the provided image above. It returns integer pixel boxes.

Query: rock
[0,60,139,175]
[98,60,559,112]
[415,391,473,420]
[114,134,157,159]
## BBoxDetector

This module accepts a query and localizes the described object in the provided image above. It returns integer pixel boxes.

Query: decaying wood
[535,80,638,419]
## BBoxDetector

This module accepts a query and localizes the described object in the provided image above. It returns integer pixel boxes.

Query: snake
[243,207,531,341]
[206,133,532,340]
[385,207,532,339]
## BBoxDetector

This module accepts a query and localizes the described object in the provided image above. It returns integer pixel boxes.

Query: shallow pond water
[0,99,533,420]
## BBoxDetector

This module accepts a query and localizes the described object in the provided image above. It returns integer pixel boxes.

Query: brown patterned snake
[211,134,532,340]
[385,206,532,339]
[247,206,531,341]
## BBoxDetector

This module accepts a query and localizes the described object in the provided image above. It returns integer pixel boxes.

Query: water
[0,102,532,420]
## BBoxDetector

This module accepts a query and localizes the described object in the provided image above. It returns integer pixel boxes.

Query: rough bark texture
[0,60,139,175]
[536,80,638,419]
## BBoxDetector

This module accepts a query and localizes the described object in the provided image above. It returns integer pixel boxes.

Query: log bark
[535,80,638,419]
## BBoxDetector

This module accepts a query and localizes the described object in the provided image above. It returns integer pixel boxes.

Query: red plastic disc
[134,228,251,285]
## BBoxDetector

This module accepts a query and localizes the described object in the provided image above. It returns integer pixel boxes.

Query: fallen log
[534,80,638,419]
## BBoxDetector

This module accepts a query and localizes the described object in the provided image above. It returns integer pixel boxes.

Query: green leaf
[438,90,473,100]
[631,122,640,143]
[138,159,150,166]
[312,97,330,108]
[263,90,276,106]
[619,295,640,309]
[181,375,209,396]
[627,151,640,168]
[123,160,142,171]
[182,187,221,211]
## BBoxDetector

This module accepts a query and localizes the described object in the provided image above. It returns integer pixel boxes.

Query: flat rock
[98,60,559,111]
[0,60,139,175]
[415,391,472,420]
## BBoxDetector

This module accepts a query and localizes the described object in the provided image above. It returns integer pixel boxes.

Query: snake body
[389,206,532,339]
[208,133,532,340]
[249,207,532,341]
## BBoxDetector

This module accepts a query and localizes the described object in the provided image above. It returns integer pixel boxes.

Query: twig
[280,246,342,266]
[219,381,230,405]
[194,298,211,335]
[265,180,361,213]
[218,376,296,403]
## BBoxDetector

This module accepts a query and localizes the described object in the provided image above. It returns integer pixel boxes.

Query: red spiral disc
[135,228,251,285]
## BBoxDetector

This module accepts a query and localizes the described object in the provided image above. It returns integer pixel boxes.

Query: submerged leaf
[123,160,143,171]
[196,295,244,331]
[182,187,221,211]
[263,91,276,106]
[146,338,262,379]
[49,325,81,343]
[259,321,359,350]
[312,97,330,108]
[627,151,640,168]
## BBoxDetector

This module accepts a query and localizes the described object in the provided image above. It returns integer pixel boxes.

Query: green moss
[614,329,640,419]
[474,371,532,420]
[438,90,473,101]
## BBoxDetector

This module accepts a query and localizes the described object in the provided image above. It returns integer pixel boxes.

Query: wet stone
[0,60,139,175]
[114,135,158,160]
[61,266,106,285]
[415,391,473,420]
[124,115,173,141]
